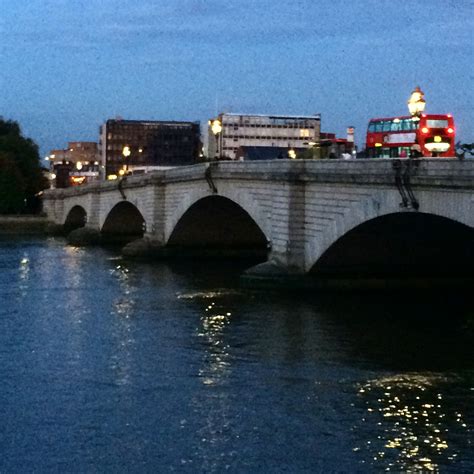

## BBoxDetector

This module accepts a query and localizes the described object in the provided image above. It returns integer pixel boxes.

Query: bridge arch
[167,195,268,255]
[101,201,146,244]
[306,188,474,273]
[64,205,87,233]
[99,198,148,231]
[309,212,474,278]
[166,187,271,244]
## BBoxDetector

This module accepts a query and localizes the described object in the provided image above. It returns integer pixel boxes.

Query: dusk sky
[1,0,473,160]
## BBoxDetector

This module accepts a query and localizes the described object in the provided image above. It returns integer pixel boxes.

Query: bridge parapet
[43,158,474,201]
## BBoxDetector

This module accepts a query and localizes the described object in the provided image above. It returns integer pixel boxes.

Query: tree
[0,118,48,213]
[0,153,26,213]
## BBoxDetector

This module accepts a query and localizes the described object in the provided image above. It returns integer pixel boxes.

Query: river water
[1,236,472,473]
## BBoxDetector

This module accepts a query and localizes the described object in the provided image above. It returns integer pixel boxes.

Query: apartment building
[207,113,321,160]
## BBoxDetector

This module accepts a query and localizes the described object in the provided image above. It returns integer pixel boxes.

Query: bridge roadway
[43,159,474,288]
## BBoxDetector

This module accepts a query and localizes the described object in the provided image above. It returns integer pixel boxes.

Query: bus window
[390,121,401,132]
[427,119,448,128]
[401,119,415,131]
[382,121,392,132]
[368,122,376,132]
[375,122,384,132]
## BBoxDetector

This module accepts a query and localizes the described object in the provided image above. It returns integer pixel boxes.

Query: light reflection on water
[176,290,239,472]
[110,263,137,318]
[198,303,232,387]
[109,262,138,387]
[0,237,472,472]
[353,374,472,472]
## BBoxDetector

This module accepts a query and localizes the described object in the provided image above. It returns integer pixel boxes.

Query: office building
[100,119,201,178]
[207,113,321,160]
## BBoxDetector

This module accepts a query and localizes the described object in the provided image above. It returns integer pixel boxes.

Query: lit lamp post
[407,87,426,158]
[121,145,131,175]
[407,86,426,118]
[210,119,222,160]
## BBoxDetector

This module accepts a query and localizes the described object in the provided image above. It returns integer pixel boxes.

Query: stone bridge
[43,159,474,288]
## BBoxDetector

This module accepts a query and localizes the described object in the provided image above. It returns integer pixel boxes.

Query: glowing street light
[408,86,426,117]
[122,146,131,174]
[210,119,222,160]
[122,146,131,158]
[210,119,222,135]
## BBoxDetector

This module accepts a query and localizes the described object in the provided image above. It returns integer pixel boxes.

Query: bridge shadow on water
[159,255,474,369]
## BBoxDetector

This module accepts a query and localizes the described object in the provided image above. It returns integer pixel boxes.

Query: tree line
[0,118,48,214]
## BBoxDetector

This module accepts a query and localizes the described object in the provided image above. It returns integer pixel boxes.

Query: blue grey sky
[1,0,473,159]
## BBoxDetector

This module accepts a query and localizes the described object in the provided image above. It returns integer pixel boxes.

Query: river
[0,236,472,473]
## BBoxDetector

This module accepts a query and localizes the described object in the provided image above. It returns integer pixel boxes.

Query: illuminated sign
[425,142,450,153]
[70,176,86,185]
[384,133,416,144]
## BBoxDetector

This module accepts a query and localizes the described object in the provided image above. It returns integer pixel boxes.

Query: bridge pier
[67,225,101,246]
[121,235,164,258]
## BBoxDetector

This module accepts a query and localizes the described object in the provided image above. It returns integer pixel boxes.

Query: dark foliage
[0,118,48,214]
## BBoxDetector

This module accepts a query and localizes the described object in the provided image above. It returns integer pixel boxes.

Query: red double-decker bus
[366,114,455,158]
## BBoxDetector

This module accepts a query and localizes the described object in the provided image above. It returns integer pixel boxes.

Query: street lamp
[407,86,426,117]
[210,119,222,160]
[122,145,131,174]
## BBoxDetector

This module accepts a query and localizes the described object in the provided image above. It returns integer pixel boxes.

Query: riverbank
[0,215,49,234]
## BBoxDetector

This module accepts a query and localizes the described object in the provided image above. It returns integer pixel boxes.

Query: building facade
[235,146,307,161]
[100,119,201,178]
[48,142,100,188]
[207,113,321,160]
[319,128,356,159]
